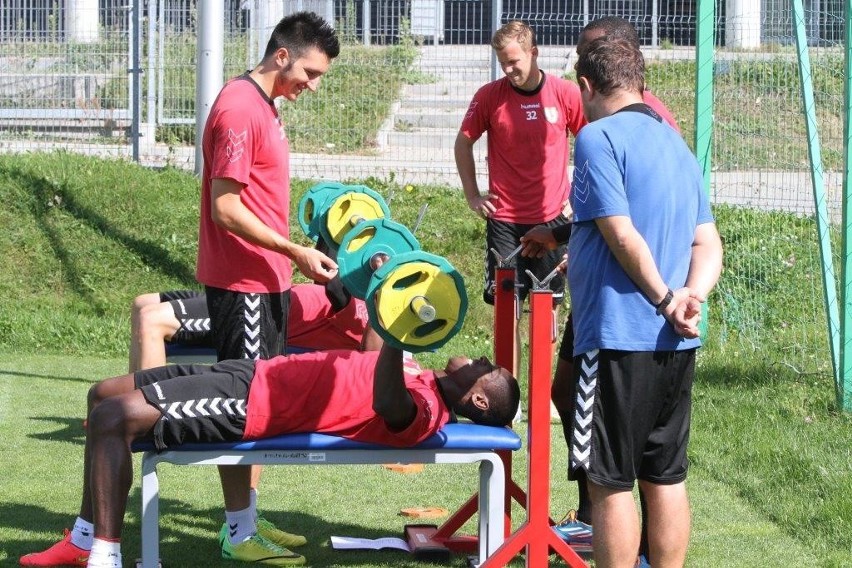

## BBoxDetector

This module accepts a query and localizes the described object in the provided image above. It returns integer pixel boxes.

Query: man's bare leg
[638,480,690,568]
[129,295,181,373]
[218,466,253,512]
[86,380,163,538]
[129,294,161,373]
[588,481,641,568]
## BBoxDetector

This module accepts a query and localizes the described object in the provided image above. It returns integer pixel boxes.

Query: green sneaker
[257,516,307,548]
[219,530,305,566]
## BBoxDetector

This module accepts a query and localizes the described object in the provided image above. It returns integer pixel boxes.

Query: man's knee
[138,302,179,341]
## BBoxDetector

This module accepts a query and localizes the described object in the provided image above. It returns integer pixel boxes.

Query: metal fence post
[362,0,371,46]
[195,0,225,175]
[130,0,141,162]
[490,0,502,81]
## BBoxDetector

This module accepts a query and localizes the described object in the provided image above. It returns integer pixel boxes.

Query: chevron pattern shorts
[205,286,290,361]
[135,360,254,450]
[569,348,696,490]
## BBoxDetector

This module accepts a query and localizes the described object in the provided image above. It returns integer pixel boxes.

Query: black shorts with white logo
[159,290,212,346]
[135,360,254,451]
[569,348,696,490]
[484,217,567,306]
[205,286,290,361]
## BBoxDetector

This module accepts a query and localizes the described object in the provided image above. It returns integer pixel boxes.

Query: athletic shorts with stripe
[159,290,212,346]
[484,217,567,306]
[135,360,253,451]
[204,286,290,361]
[568,348,696,490]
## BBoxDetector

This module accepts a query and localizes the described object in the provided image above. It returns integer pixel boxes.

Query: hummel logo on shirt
[226,128,247,163]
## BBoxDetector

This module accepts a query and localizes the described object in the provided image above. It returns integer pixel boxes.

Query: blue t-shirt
[568,108,714,354]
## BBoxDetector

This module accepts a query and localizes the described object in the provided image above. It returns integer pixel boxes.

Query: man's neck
[595,91,644,120]
[249,66,274,99]
[519,69,543,92]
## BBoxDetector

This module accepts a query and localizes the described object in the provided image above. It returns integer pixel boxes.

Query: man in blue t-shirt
[548,37,722,567]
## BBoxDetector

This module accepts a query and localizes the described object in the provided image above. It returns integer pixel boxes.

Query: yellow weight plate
[325,192,388,244]
[373,260,464,350]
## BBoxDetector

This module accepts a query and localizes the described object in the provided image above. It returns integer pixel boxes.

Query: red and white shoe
[19,529,89,567]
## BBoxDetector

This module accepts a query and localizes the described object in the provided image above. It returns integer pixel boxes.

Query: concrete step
[393,108,465,129]
[384,128,459,150]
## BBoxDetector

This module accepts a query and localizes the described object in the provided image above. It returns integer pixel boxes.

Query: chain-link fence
[0,1,848,379]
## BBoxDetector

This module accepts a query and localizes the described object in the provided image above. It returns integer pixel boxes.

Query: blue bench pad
[132,422,521,453]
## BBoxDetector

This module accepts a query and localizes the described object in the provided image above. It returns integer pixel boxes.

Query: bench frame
[138,433,512,568]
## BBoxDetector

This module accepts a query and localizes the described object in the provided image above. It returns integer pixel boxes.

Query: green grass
[0,152,850,565]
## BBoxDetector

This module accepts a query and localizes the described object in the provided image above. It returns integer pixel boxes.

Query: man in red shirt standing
[194,11,339,566]
[455,20,585,390]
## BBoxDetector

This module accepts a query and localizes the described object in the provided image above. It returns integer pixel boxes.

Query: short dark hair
[582,16,641,49]
[264,11,340,60]
[465,370,521,427]
[575,37,645,98]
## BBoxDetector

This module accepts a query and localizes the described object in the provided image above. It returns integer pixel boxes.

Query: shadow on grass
[8,166,195,314]
[119,490,449,567]
[0,368,94,383]
[27,416,86,445]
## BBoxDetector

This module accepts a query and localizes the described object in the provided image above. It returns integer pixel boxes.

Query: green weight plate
[337,218,420,300]
[297,181,349,240]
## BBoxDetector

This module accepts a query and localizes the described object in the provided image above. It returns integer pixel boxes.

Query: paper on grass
[330,535,411,552]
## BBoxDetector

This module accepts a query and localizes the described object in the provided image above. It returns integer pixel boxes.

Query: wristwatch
[655,289,674,316]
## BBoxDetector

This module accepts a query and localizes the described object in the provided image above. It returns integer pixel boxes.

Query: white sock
[249,488,259,521]
[70,517,94,550]
[87,538,121,568]
[225,506,256,545]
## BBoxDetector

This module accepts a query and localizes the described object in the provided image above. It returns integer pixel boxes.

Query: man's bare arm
[595,215,670,306]
[210,178,338,282]
[454,132,498,218]
[685,222,723,301]
[372,344,417,431]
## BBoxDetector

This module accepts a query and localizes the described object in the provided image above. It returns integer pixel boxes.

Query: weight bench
[133,422,521,568]
[163,343,315,365]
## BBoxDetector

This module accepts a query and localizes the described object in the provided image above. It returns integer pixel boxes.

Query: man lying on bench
[20,345,520,567]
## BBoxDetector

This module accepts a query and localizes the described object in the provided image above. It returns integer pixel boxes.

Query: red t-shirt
[643,90,681,133]
[244,351,451,447]
[196,75,293,293]
[288,284,368,351]
[460,73,586,224]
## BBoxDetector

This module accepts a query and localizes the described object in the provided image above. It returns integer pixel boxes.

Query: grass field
[0,152,851,566]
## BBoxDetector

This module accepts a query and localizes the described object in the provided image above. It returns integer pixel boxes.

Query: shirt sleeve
[208,99,256,187]
[571,127,630,222]
[459,85,490,142]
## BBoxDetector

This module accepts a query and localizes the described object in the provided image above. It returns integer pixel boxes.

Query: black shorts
[569,348,695,490]
[484,217,567,306]
[159,290,212,346]
[205,286,290,361]
[557,311,574,362]
[135,360,254,451]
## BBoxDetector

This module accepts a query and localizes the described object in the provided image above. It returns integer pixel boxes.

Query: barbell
[299,181,467,352]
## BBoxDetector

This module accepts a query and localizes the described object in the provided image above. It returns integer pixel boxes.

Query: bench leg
[140,452,160,568]
[475,454,505,566]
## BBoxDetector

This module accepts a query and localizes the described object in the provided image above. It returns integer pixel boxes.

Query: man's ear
[578,75,592,93]
[471,392,489,411]
[275,47,290,67]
